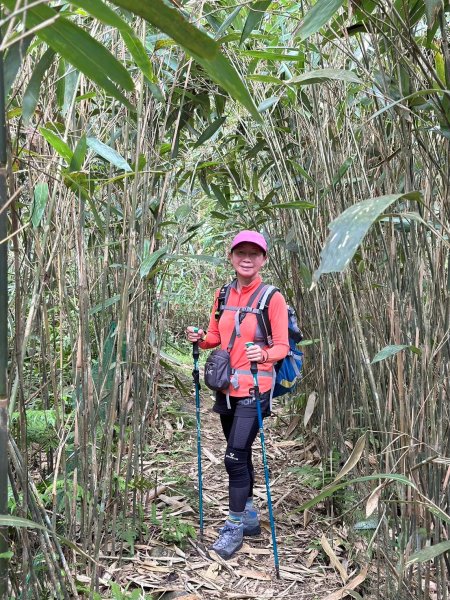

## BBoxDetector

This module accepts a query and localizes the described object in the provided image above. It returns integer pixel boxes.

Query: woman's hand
[245,343,266,363]
[186,326,205,343]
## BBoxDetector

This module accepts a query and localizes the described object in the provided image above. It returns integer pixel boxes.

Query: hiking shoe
[242,509,261,536]
[210,521,243,559]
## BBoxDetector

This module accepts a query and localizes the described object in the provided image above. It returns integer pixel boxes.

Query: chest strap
[225,283,268,351]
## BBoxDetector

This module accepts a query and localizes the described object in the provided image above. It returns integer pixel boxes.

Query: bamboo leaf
[297,0,344,42]
[312,192,422,282]
[23,48,56,124]
[320,534,349,583]
[406,540,450,566]
[71,0,158,86]
[303,392,317,427]
[240,1,272,46]
[109,0,261,121]
[89,295,121,316]
[2,0,134,108]
[86,137,132,171]
[215,6,243,39]
[266,201,316,210]
[0,515,47,531]
[296,473,417,513]
[240,50,304,62]
[31,183,49,229]
[4,34,34,96]
[247,74,284,84]
[371,344,418,363]
[140,247,168,278]
[210,183,229,209]
[335,433,366,482]
[366,484,383,517]
[289,160,315,183]
[424,0,444,28]
[62,65,80,115]
[69,135,87,172]
[194,117,226,148]
[258,96,280,112]
[288,68,362,86]
[39,127,73,163]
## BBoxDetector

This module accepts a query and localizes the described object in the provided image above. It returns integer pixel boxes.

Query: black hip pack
[204,349,231,391]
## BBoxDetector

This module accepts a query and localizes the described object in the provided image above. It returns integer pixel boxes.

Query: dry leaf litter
[95,380,373,599]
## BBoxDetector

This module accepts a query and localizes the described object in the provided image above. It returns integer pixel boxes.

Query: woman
[186,230,289,559]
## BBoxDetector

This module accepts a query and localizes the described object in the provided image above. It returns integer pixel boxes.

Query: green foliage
[371,344,421,363]
[2,0,134,107]
[86,137,132,172]
[109,581,153,600]
[150,508,196,547]
[31,182,49,228]
[240,1,272,46]
[296,0,345,41]
[11,410,60,449]
[22,48,55,125]
[313,193,422,282]
[4,0,450,595]
[109,0,262,120]
[289,465,331,490]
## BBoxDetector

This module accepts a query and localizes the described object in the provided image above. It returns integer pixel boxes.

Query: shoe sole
[211,540,243,560]
[243,524,261,536]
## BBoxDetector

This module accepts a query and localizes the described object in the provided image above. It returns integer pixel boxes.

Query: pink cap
[230,230,267,253]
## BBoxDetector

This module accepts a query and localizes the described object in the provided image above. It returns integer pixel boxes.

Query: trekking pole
[246,342,280,579]
[192,328,204,541]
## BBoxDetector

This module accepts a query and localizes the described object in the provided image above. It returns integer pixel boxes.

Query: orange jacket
[199,276,289,397]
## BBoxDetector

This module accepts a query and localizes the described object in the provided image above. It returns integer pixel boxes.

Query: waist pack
[215,280,304,399]
[204,349,231,391]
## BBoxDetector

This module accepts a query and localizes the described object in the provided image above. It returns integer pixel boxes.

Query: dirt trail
[111,383,345,599]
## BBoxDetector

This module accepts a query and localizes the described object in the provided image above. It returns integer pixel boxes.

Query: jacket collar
[231,276,263,293]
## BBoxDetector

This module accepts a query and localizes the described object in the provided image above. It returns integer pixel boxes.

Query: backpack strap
[255,286,279,347]
[214,282,233,321]
[226,282,267,351]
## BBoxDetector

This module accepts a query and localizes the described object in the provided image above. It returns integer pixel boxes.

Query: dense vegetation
[0,0,449,598]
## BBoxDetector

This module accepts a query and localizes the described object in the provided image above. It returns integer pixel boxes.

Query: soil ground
[107,380,368,600]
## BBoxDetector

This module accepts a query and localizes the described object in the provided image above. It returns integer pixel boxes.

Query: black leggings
[220,414,260,513]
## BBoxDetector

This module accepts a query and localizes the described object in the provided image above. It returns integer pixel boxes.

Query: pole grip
[246,342,258,379]
[192,327,200,361]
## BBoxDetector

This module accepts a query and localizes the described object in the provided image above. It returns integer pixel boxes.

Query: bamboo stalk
[0,19,9,598]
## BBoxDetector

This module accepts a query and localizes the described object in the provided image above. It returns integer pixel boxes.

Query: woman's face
[229,242,267,282]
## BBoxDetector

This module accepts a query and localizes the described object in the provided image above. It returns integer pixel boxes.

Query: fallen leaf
[237,568,272,581]
[366,484,383,517]
[285,415,300,438]
[278,570,305,581]
[321,565,368,600]
[305,549,319,568]
[146,484,167,501]
[203,561,221,581]
[240,543,271,555]
[304,392,317,426]
[320,534,349,583]
[274,440,303,448]
[203,447,220,464]
[304,508,312,527]
[334,433,366,482]
[158,494,185,507]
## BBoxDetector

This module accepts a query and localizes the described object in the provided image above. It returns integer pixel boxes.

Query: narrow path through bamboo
[106,382,355,599]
